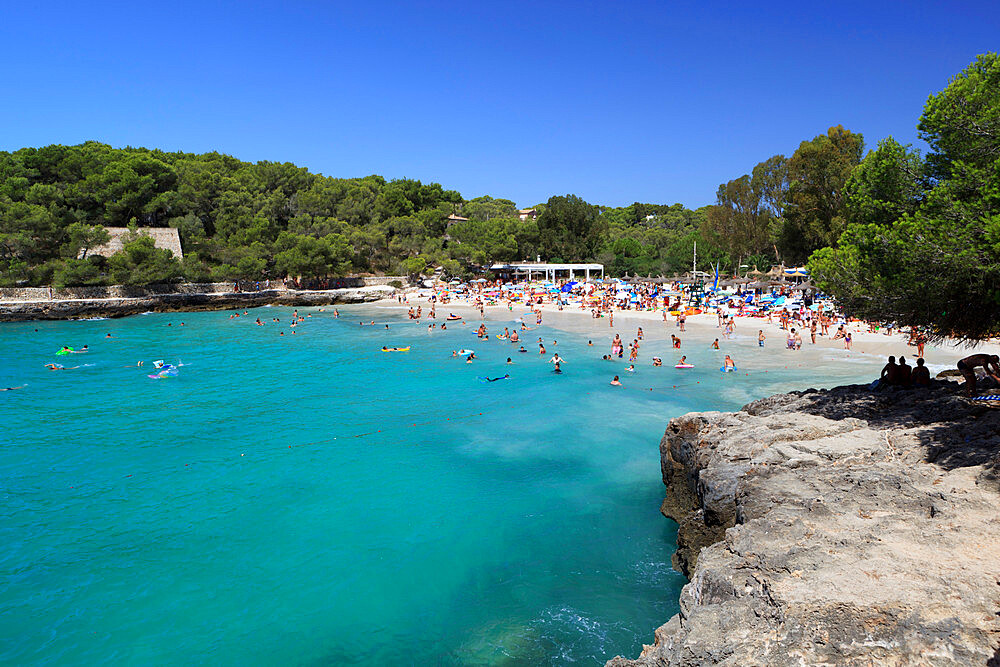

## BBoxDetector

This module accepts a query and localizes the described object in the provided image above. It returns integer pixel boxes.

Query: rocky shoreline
[609,382,1000,666]
[0,286,396,321]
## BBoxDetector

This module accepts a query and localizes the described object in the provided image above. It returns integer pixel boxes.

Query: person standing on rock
[956,354,1000,395]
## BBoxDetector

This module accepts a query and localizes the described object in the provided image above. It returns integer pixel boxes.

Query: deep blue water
[0,306,881,665]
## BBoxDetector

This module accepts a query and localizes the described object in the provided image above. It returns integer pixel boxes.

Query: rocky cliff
[0,286,394,321]
[609,383,1000,666]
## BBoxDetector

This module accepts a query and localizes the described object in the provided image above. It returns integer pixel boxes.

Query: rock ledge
[609,383,1000,666]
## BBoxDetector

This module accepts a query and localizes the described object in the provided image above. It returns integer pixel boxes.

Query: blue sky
[1,1,996,208]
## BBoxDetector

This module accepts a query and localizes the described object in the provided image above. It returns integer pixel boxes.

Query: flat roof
[488,262,603,271]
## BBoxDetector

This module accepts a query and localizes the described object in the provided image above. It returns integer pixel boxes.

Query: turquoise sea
[0,306,881,665]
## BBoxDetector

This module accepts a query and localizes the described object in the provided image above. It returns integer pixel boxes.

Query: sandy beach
[372,292,997,382]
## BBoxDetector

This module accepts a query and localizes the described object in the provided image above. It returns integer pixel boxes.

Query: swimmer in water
[0,385,26,391]
[484,374,510,382]
[712,339,719,349]
[105,333,112,338]
[652,357,662,367]
[610,375,622,386]
[518,346,527,353]
[506,357,513,364]
[466,353,476,363]
[626,364,635,372]
[45,363,78,370]
[724,355,736,370]
[552,362,562,374]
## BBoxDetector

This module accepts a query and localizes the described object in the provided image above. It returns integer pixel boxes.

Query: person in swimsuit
[723,355,736,371]
[610,375,622,386]
[911,358,930,387]
[957,354,1000,395]
[880,356,899,386]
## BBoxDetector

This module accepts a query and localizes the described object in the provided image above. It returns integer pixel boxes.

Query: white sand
[372,292,996,379]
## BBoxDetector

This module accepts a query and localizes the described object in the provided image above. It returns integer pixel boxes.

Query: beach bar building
[488,262,604,282]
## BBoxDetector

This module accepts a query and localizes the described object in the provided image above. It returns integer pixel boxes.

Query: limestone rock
[609,383,1000,666]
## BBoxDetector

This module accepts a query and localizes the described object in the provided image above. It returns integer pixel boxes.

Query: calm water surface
[0,306,881,665]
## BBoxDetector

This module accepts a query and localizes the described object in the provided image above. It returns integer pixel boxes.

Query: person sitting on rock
[897,356,912,386]
[880,356,899,386]
[956,354,1000,395]
[911,358,931,387]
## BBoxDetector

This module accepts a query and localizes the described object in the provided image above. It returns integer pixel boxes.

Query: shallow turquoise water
[0,307,881,665]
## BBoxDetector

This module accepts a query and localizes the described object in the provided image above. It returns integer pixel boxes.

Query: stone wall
[0,278,406,303]
[362,276,407,286]
[88,227,184,259]
[0,283,251,302]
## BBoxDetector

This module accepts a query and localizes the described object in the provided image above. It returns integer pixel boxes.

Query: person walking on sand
[758,330,765,347]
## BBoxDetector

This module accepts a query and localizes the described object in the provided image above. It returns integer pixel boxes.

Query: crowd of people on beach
[9,274,1000,400]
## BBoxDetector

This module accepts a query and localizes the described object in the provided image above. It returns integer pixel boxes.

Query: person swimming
[484,374,510,382]
[626,364,635,372]
[610,375,622,386]
[518,346,527,353]
[652,357,662,367]
[0,385,26,391]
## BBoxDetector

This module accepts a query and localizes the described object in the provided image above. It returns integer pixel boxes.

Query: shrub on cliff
[108,235,182,285]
